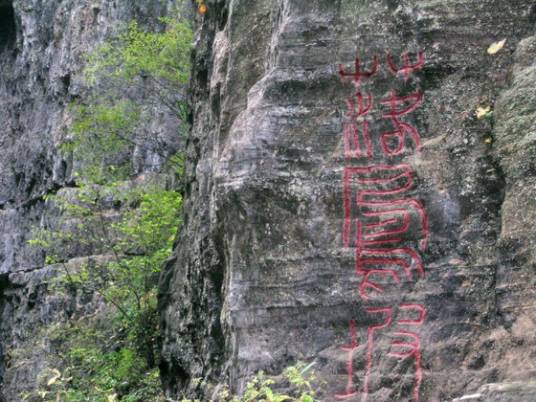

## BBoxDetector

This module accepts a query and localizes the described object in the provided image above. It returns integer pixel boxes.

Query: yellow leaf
[47,369,61,386]
[198,3,207,14]
[107,394,118,402]
[487,39,506,55]
[476,106,491,119]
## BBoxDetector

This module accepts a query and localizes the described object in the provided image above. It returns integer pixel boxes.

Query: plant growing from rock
[26,2,192,401]
[62,1,192,185]
[179,362,318,402]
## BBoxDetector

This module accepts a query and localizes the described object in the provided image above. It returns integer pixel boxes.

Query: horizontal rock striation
[159,0,536,401]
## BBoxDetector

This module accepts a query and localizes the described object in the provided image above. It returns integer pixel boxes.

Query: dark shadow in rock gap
[0,1,16,52]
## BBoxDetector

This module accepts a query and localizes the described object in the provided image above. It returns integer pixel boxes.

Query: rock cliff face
[159,0,536,401]
[2,0,536,401]
[0,0,177,400]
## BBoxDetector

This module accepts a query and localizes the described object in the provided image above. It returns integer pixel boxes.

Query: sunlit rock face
[159,1,536,401]
[0,0,179,400]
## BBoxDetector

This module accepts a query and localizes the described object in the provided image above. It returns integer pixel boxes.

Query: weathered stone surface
[453,382,536,402]
[159,0,536,401]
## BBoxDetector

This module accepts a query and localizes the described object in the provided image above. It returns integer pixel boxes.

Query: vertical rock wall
[159,1,536,401]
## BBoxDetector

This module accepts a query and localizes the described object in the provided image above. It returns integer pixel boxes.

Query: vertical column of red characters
[336,51,428,402]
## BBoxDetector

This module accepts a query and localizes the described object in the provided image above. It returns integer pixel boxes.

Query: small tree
[28,181,180,402]
[63,4,193,183]
[27,2,192,401]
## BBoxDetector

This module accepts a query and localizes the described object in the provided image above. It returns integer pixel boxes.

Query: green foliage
[184,362,319,402]
[61,345,161,402]
[64,3,192,183]
[86,18,192,89]
[23,317,165,402]
[27,181,180,401]
[64,100,140,183]
[115,189,180,256]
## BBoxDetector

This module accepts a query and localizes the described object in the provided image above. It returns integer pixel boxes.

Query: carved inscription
[337,52,428,402]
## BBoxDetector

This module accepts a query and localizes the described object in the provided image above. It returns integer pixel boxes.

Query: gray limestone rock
[159,0,536,401]
[453,382,536,402]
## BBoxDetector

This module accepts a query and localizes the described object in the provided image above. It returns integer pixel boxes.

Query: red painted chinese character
[336,320,359,400]
[339,55,380,86]
[343,165,428,251]
[386,51,425,81]
[363,305,426,402]
[343,92,374,159]
[389,304,426,402]
[354,221,425,300]
[381,90,424,156]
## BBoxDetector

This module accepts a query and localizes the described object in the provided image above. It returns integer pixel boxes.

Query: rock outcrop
[453,382,536,402]
[159,1,536,401]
